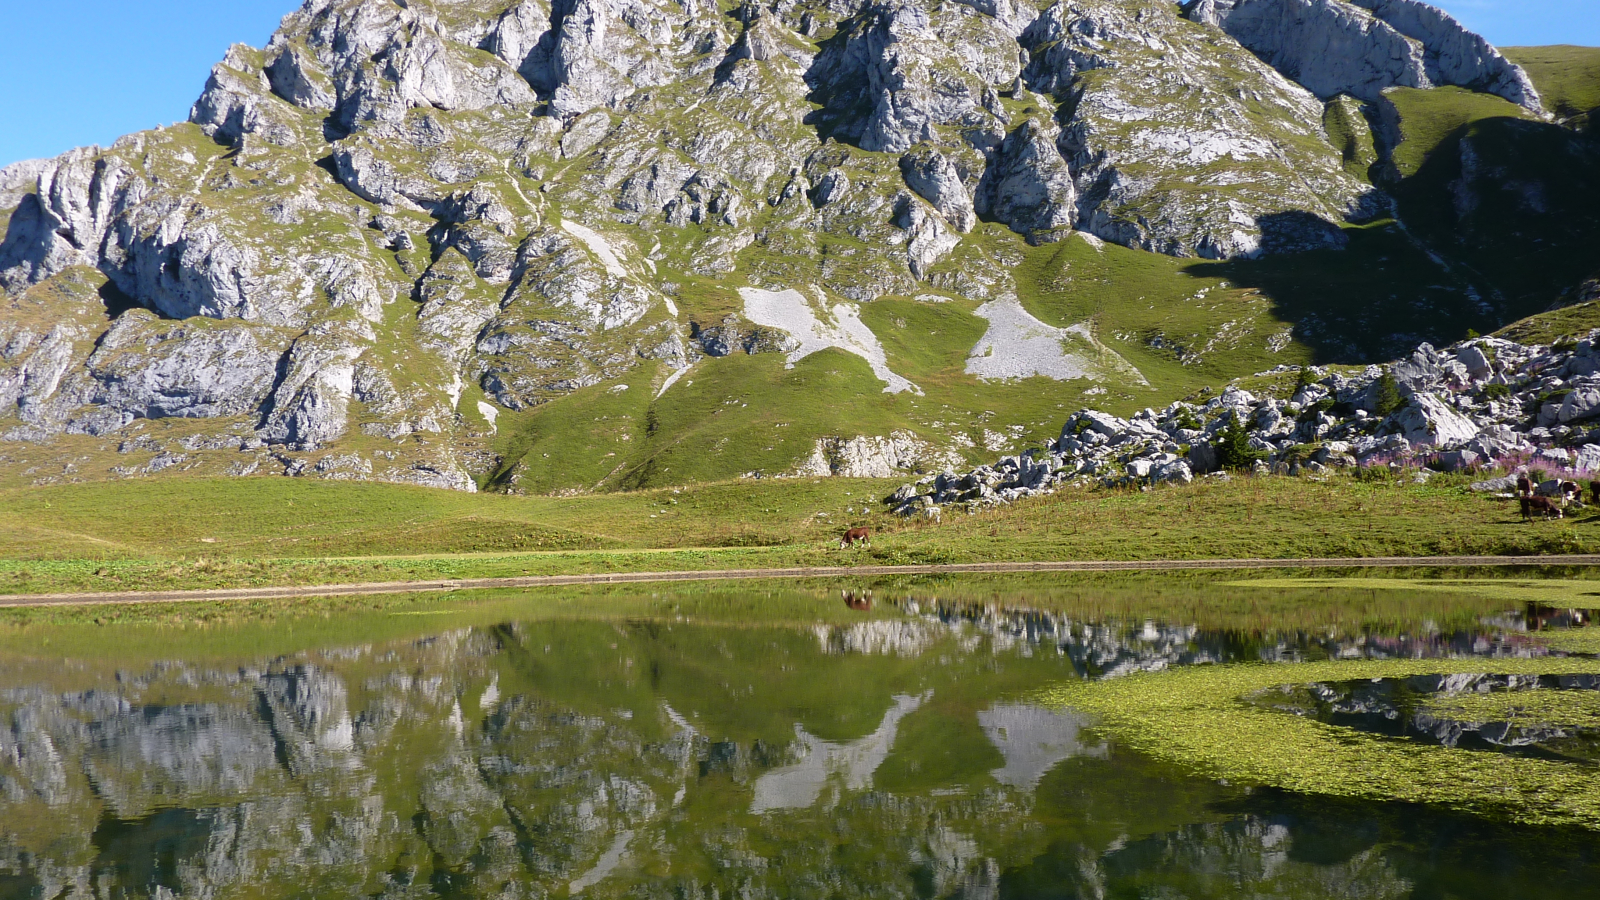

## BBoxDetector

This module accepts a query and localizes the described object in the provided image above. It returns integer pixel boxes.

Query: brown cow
[1563,481,1585,508]
[1517,474,1533,497]
[1591,480,1600,506]
[840,527,872,549]
[1526,495,1564,520]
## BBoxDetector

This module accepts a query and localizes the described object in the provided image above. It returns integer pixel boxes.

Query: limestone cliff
[0,0,1570,491]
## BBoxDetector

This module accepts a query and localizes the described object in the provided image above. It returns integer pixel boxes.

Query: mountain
[0,0,1596,493]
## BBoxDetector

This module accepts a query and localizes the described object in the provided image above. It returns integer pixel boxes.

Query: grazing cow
[1526,495,1565,520]
[1563,481,1585,508]
[840,527,872,549]
[1517,474,1533,497]
[1591,481,1600,506]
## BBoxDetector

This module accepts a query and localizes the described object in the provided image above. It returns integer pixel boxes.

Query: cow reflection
[843,590,873,611]
[1526,602,1591,632]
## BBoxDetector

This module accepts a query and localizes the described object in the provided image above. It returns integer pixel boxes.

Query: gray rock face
[898,200,961,278]
[1186,0,1544,112]
[974,119,1076,242]
[899,148,976,233]
[1184,0,1429,102]
[83,312,288,422]
[806,0,1020,154]
[1348,0,1543,110]
[1022,0,1379,258]
[258,331,364,450]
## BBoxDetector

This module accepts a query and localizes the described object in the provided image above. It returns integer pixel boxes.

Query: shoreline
[6,554,1600,609]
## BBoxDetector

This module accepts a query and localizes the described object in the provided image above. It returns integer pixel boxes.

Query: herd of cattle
[1518,474,1600,520]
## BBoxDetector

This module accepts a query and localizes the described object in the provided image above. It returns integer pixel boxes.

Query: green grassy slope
[1504,46,1600,121]
[8,461,1600,597]
[1381,86,1538,178]
[4,297,1590,599]
[1392,106,1600,318]
[487,226,1318,491]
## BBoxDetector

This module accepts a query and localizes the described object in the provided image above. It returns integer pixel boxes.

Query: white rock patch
[559,220,629,278]
[739,288,919,395]
[476,401,499,434]
[656,365,691,399]
[965,295,1147,385]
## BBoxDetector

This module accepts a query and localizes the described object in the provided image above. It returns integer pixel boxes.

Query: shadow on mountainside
[1187,115,1600,366]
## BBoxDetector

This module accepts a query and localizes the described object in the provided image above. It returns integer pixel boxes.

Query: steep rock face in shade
[1184,0,1544,112]
[0,0,1558,490]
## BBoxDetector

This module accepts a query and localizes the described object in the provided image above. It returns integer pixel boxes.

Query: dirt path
[3,555,1599,609]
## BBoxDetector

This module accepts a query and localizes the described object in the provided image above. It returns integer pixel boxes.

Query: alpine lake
[3,570,1600,899]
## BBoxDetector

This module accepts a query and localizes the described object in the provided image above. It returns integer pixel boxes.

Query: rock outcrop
[890,331,1600,516]
[1022,0,1380,258]
[1184,0,1544,112]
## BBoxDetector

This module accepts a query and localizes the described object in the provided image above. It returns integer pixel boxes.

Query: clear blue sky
[1,0,1597,169]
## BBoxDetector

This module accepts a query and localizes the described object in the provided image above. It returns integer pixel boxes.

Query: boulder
[1470,474,1519,493]
[1395,393,1478,447]
[1574,444,1600,473]
[1433,449,1480,473]
[1072,411,1132,439]
[1152,459,1194,484]
[1536,447,1573,467]
[1559,385,1600,424]
[1456,344,1493,379]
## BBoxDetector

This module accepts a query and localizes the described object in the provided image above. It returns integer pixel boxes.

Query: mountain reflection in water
[0,583,1596,899]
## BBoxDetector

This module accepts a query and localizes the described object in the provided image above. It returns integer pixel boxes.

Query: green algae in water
[1425,680,1600,732]
[1247,673,1600,765]
[1534,627,1600,655]
[1044,658,1600,831]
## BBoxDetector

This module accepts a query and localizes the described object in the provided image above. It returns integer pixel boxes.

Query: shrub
[1295,366,1318,390]
[1296,397,1337,425]
[1481,383,1511,401]
[1214,411,1261,470]
[1373,371,1404,418]
[1355,465,1394,483]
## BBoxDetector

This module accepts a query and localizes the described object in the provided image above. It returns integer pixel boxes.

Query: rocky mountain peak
[0,0,1571,491]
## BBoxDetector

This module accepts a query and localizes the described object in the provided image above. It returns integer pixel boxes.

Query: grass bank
[6,469,1600,597]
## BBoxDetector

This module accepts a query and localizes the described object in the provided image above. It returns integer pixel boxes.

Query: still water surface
[0,576,1596,899]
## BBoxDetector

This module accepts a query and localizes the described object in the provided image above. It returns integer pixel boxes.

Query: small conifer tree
[1214,411,1258,470]
[1373,371,1403,417]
